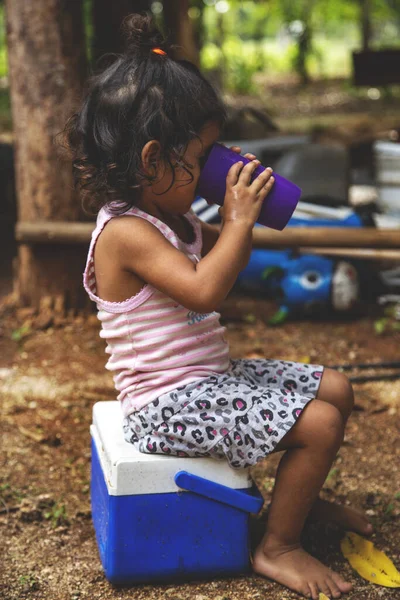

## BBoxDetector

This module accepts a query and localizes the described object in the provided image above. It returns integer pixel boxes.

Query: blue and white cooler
[90,401,264,585]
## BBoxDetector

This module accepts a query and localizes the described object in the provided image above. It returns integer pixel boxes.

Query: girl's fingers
[258,176,275,199]
[238,159,260,185]
[229,146,257,161]
[226,160,244,185]
[251,166,274,193]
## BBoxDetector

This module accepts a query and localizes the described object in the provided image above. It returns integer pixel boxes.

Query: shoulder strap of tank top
[125,206,203,255]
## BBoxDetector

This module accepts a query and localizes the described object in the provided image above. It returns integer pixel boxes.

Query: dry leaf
[245,351,265,359]
[341,532,400,587]
[18,425,45,443]
[299,355,311,364]
[319,594,330,600]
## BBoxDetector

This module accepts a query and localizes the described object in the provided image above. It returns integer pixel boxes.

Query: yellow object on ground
[341,532,400,587]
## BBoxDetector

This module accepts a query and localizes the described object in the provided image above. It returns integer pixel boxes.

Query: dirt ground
[1,72,400,600]
[0,290,399,600]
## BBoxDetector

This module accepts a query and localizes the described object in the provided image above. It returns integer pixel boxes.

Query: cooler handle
[174,470,263,514]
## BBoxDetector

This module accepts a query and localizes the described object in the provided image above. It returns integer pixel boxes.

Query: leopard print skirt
[123,358,324,469]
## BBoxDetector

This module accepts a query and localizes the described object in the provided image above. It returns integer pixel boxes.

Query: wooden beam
[16,221,400,251]
[299,247,400,261]
[16,222,94,244]
[252,226,400,249]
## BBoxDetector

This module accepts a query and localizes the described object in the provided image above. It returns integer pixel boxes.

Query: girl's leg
[253,399,352,599]
[316,368,354,424]
[309,368,372,535]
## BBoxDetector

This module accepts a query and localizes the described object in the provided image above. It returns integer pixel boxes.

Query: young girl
[66,15,372,600]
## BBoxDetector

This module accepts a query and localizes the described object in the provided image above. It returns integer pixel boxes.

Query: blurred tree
[276,0,316,84]
[385,0,400,27]
[359,0,372,50]
[163,0,199,65]
[6,0,89,309]
[190,0,205,55]
[92,0,150,65]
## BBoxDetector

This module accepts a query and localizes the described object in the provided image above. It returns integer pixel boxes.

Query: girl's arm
[113,160,274,314]
[200,220,220,257]
[201,221,267,257]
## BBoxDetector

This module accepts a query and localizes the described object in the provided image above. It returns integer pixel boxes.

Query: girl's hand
[229,145,256,162]
[221,152,274,227]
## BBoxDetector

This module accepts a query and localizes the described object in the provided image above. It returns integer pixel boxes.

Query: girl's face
[142,121,220,216]
[175,120,220,209]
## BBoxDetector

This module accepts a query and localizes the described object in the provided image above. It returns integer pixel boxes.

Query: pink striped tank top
[83,205,230,416]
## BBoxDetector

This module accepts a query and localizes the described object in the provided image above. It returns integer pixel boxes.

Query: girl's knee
[318,368,354,422]
[279,400,344,452]
[310,400,344,449]
[294,400,344,451]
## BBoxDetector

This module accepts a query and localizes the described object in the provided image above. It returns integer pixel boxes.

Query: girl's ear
[141,140,162,178]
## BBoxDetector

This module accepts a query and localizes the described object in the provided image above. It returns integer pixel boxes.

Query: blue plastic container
[91,401,263,585]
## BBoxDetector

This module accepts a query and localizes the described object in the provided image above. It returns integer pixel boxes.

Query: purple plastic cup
[197,143,301,230]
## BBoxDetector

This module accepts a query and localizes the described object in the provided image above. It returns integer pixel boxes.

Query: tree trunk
[92,0,151,66]
[5,0,89,310]
[359,0,372,51]
[295,25,312,84]
[294,1,315,85]
[163,0,200,66]
[191,0,205,55]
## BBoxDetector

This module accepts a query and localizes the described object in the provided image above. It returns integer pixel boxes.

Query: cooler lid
[91,401,253,496]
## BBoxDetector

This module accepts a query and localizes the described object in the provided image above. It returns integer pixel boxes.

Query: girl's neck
[135,196,194,245]
[135,196,183,229]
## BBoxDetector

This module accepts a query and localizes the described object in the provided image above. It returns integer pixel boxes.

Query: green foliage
[233,2,275,41]
[225,38,264,93]
[199,0,400,86]
[1,0,400,101]
[201,36,266,94]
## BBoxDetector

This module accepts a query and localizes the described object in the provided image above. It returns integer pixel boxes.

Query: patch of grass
[244,313,257,323]
[44,501,69,528]
[0,483,26,505]
[385,502,395,516]
[18,573,39,592]
[326,468,339,482]
[11,323,32,343]
[384,491,400,518]
[263,477,275,493]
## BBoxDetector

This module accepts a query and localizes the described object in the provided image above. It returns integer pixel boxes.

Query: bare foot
[253,540,353,599]
[308,498,373,536]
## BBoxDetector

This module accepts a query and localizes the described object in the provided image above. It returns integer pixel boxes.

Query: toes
[302,583,314,599]
[327,575,342,598]
[331,572,353,593]
[308,582,320,600]
[320,585,334,599]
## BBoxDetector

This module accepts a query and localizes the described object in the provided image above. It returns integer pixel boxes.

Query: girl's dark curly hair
[62,14,226,215]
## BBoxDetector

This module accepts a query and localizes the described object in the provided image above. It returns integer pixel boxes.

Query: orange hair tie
[152,47,167,56]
